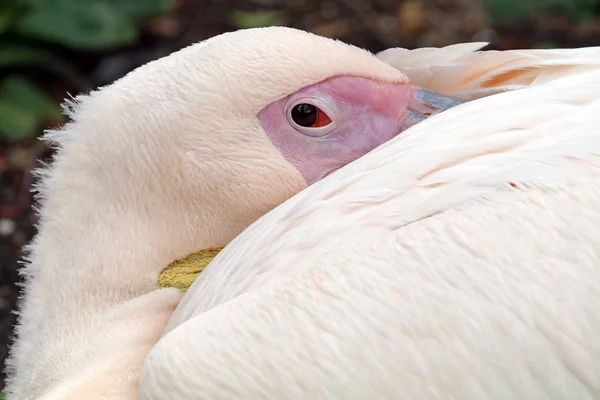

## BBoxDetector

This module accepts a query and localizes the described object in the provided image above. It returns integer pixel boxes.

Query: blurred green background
[0,0,599,391]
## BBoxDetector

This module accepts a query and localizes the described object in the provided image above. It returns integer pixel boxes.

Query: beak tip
[400,88,468,133]
[416,88,467,113]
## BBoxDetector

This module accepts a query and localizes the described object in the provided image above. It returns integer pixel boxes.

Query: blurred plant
[0,0,174,142]
[230,9,286,29]
[485,0,600,22]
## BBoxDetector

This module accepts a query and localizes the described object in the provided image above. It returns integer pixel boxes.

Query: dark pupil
[291,103,318,127]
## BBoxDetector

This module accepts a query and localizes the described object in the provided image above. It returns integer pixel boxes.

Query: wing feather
[377,43,600,99]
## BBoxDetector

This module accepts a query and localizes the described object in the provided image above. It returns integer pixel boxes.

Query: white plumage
[5,26,600,399]
[145,45,600,399]
[379,42,600,98]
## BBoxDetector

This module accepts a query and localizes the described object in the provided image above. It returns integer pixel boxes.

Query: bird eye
[287,99,335,137]
[291,103,331,128]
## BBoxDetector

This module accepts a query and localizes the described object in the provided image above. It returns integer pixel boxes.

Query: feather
[378,43,600,99]
[145,59,600,400]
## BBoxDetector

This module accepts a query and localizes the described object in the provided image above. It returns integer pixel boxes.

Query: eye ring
[286,98,337,138]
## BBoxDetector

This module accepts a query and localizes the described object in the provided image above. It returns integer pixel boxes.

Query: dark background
[1,0,599,391]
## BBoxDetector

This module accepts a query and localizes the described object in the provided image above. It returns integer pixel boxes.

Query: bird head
[45,26,463,255]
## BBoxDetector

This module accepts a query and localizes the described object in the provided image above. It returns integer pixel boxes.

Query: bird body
[147,67,600,399]
[5,27,600,399]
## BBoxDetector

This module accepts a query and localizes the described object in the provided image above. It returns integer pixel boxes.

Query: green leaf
[535,41,558,49]
[0,43,72,72]
[484,0,534,21]
[0,3,20,35]
[0,75,62,141]
[105,0,174,22]
[230,10,286,29]
[484,0,600,21]
[0,43,88,91]
[12,0,51,8]
[15,0,138,50]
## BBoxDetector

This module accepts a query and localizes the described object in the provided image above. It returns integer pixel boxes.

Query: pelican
[5,27,600,399]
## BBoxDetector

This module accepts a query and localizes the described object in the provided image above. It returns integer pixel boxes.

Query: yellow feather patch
[158,247,224,292]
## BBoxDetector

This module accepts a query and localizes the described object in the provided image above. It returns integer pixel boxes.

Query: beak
[402,87,467,129]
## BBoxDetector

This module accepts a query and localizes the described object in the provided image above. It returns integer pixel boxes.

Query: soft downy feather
[140,63,600,398]
[377,42,600,99]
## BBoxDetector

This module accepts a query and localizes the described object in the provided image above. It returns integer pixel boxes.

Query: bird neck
[5,175,230,398]
[6,121,306,398]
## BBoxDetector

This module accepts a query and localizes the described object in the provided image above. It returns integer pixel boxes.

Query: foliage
[0,0,174,142]
[229,9,286,29]
[485,0,600,22]
[0,75,62,141]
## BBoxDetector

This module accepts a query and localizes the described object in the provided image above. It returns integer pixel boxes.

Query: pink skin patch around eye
[258,75,421,185]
